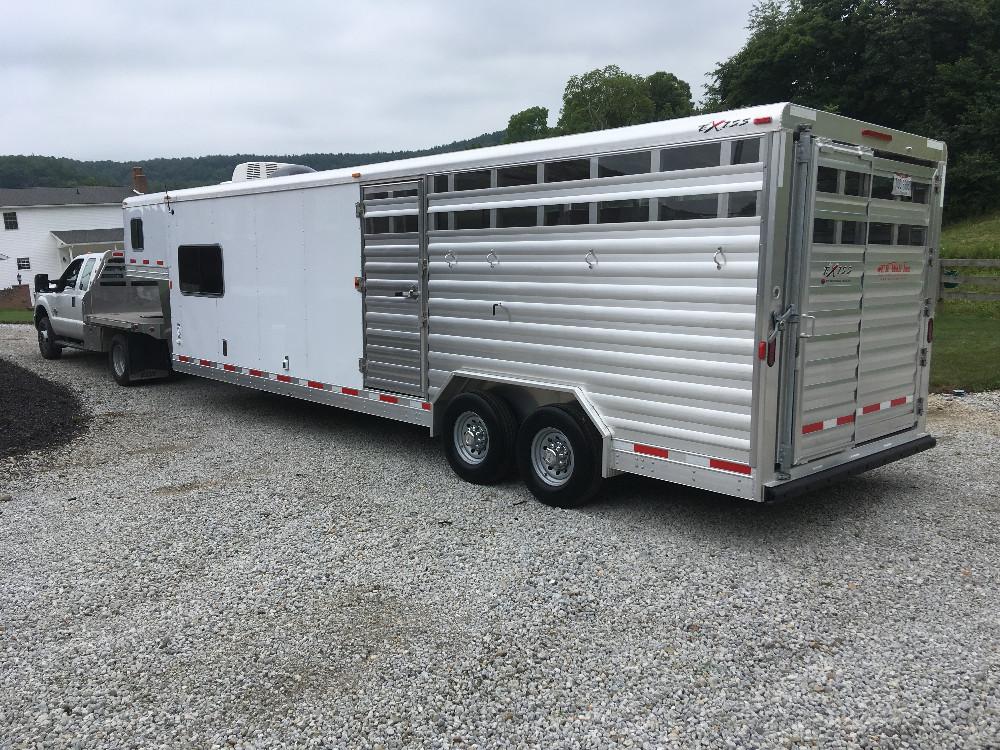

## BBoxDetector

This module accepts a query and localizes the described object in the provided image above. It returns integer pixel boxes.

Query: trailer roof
[125,103,946,207]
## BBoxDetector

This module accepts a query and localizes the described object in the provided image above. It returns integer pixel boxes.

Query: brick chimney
[132,166,149,194]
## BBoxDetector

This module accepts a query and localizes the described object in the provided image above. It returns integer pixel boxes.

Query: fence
[938,259,1000,302]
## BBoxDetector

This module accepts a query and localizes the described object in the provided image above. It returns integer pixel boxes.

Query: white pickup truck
[33,250,171,385]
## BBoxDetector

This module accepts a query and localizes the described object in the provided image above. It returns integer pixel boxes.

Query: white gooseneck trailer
[39,103,945,506]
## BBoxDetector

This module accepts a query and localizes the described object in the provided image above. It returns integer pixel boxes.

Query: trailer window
[871,176,895,200]
[130,218,144,251]
[897,225,926,246]
[910,182,929,204]
[598,199,649,224]
[598,151,650,178]
[816,166,839,194]
[728,191,758,218]
[731,138,761,165]
[658,194,718,221]
[869,223,893,245]
[543,159,590,183]
[433,213,449,230]
[843,171,869,197]
[365,216,392,235]
[178,244,224,296]
[497,165,537,187]
[454,170,491,191]
[812,219,836,244]
[659,143,720,172]
[431,175,449,193]
[454,209,490,230]
[395,214,418,233]
[496,206,537,228]
[544,203,590,226]
[841,221,867,245]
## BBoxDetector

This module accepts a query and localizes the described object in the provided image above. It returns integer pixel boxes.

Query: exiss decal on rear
[819,262,854,285]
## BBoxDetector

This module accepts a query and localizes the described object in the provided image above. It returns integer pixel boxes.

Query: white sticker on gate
[892,173,912,197]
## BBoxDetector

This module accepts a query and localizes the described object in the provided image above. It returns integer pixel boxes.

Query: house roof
[50,228,124,245]
[0,186,131,208]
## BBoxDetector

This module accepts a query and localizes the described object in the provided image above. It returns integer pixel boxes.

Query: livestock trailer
[69,103,945,506]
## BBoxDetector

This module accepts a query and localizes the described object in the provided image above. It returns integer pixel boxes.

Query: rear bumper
[763,434,936,503]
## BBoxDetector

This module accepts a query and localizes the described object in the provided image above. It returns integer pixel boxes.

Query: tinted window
[78,258,97,291]
[178,245,224,296]
[869,223,893,244]
[454,171,491,191]
[872,176,894,200]
[910,182,930,204]
[497,165,537,187]
[728,191,758,218]
[816,166,839,194]
[897,225,926,246]
[544,159,590,183]
[658,194,718,221]
[454,209,490,230]
[841,220,867,245]
[598,151,650,178]
[544,203,589,226]
[843,171,869,197]
[660,143,720,172]
[598,199,649,224]
[365,190,390,200]
[731,138,760,165]
[60,258,83,289]
[130,218,144,251]
[497,206,537,228]
[365,216,392,235]
[395,214,418,233]
[434,213,449,230]
[813,219,836,244]
[432,175,449,193]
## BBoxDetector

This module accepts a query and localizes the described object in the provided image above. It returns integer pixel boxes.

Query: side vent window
[130,218,144,251]
[178,244,224,296]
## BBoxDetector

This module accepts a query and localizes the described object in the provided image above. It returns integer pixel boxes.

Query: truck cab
[34,251,108,350]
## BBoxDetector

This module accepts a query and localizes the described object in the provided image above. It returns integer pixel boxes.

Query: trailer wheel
[516,403,603,508]
[443,391,518,485]
[36,315,62,360]
[109,334,136,387]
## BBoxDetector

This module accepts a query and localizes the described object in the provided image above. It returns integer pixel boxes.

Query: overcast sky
[0,0,757,160]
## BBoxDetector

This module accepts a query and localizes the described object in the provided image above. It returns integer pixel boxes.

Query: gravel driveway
[1,323,997,749]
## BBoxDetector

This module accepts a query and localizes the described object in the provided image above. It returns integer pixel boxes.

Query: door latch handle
[395,285,419,299]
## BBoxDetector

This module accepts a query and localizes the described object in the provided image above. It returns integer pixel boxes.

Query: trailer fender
[431,370,616,478]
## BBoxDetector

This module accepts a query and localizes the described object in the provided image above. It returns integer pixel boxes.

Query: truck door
[49,257,87,341]
[358,181,427,397]
[779,135,937,468]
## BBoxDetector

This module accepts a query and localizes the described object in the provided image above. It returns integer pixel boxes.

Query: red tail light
[753,116,773,125]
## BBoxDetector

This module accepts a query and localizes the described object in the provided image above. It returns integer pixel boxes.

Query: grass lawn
[0,309,33,324]
[940,211,1000,259]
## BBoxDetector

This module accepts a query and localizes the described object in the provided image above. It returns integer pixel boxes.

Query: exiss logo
[820,263,854,284]
[698,118,751,133]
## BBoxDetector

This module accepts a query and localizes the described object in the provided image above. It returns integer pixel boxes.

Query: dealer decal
[876,260,912,280]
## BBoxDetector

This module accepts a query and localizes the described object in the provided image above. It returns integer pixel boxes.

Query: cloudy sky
[1,0,757,160]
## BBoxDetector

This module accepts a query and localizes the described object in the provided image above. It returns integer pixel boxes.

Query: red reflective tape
[757,341,767,361]
[862,403,881,414]
[710,459,752,475]
[890,396,908,407]
[248,369,265,377]
[142,259,149,265]
[802,421,824,434]
[421,402,431,410]
[341,387,360,396]
[861,128,892,142]
[836,414,855,426]
[753,116,772,125]
[307,380,325,390]
[633,443,669,459]
[275,374,292,383]
[199,359,214,367]
[177,355,191,363]
[129,259,136,263]
[112,251,124,257]
[156,260,164,266]
[222,364,238,372]
[379,394,399,404]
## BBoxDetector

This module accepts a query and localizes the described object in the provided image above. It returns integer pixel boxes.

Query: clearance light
[927,318,934,343]
[758,341,767,360]
[753,116,773,125]
[861,128,892,142]
[352,172,362,178]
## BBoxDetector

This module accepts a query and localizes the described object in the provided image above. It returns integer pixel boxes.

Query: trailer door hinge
[358,358,367,374]
[919,348,929,366]
[916,397,925,416]
[355,201,365,218]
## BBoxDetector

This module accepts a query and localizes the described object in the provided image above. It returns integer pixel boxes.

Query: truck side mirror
[34,273,50,293]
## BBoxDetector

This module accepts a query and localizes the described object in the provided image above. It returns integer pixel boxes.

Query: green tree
[504,106,551,144]
[645,72,694,120]
[556,65,656,135]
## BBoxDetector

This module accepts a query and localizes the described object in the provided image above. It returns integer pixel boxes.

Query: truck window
[59,258,84,290]
[130,218,144,251]
[178,244,224,296]
[78,258,97,291]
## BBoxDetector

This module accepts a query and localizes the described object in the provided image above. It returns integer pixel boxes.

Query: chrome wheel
[530,427,574,487]
[454,411,489,465]
[112,344,127,378]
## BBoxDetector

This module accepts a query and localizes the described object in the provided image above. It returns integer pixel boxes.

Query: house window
[178,244,224,296]
[16,257,30,270]
[3,212,17,230]
[130,218,144,251]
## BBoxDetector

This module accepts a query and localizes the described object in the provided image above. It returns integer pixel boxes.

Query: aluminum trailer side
[112,102,943,506]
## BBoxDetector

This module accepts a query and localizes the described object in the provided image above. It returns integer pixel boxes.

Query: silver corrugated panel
[427,170,763,464]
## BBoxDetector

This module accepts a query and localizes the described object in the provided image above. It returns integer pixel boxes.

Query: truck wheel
[37,315,62,360]
[516,403,603,508]
[109,334,135,386]
[443,391,518,485]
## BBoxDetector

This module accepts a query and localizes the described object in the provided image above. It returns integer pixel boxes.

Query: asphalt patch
[0,357,89,459]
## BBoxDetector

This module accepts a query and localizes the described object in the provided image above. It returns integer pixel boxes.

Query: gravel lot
[1,323,997,749]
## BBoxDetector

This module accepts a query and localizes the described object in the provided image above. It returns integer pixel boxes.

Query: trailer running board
[763,434,936,503]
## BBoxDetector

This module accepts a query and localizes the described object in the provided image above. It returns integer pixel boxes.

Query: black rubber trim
[764,435,936,503]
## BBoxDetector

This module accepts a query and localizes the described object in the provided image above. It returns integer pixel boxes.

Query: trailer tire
[443,391,518,485]
[109,334,136,387]
[516,403,603,508]
[36,314,62,360]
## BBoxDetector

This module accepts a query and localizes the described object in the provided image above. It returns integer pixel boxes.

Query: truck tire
[443,391,518,485]
[109,334,136,386]
[36,314,62,360]
[516,403,603,508]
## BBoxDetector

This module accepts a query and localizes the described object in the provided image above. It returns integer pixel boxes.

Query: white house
[0,186,130,301]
